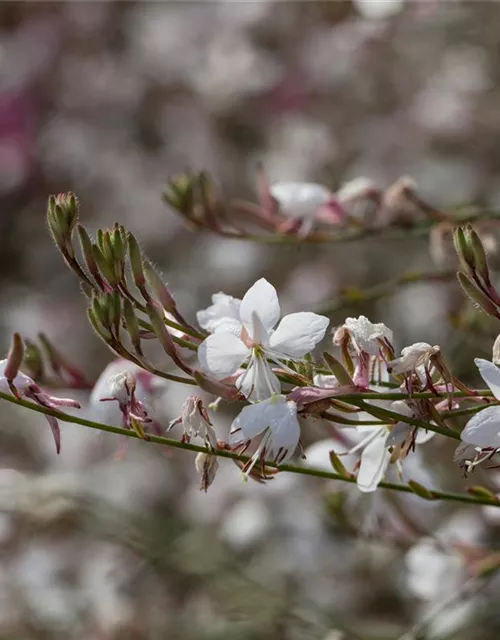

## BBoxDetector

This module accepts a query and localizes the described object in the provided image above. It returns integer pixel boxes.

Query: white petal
[240,278,280,337]
[269,312,330,357]
[230,396,300,461]
[475,358,500,401]
[357,431,391,492]
[461,405,500,448]
[196,292,241,334]
[198,333,249,380]
[270,182,331,219]
[236,354,280,402]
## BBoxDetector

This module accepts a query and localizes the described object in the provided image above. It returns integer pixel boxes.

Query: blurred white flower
[270,181,332,220]
[198,278,329,401]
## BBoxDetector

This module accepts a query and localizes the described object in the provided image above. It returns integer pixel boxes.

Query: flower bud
[169,396,217,449]
[23,339,44,381]
[163,173,195,216]
[123,298,142,355]
[128,232,146,288]
[195,451,219,492]
[467,226,491,284]
[4,333,24,393]
[92,243,119,287]
[77,225,103,289]
[143,261,176,312]
[453,226,475,273]
[323,352,353,386]
[457,271,500,318]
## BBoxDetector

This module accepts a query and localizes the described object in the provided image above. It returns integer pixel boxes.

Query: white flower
[269,181,332,219]
[195,451,219,492]
[0,359,80,454]
[388,342,440,375]
[461,358,500,450]
[196,292,242,334]
[348,400,433,493]
[90,360,163,434]
[336,177,379,204]
[343,316,393,356]
[169,395,217,449]
[229,394,301,477]
[198,278,329,402]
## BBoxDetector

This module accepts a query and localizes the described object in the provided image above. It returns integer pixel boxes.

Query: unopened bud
[92,243,118,286]
[23,339,44,380]
[163,173,195,216]
[123,298,142,355]
[4,333,24,389]
[143,261,176,312]
[453,226,475,273]
[329,450,351,478]
[195,451,219,492]
[193,370,243,401]
[77,225,102,288]
[128,232,146,287]
[468,226,491,284]
[457,271,500,318]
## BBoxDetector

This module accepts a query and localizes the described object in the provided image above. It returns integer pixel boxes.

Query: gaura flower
[387,342,440,375]
[229,394,301,478]
[90,360,163,438]
[345,400,434,493]
[460,359,500,454]
[198,278,329,402]
[168,395,217,449]
[0,359,80,454]
[342,316,393,356]
[196,292,242,335]
[269,181,346,235]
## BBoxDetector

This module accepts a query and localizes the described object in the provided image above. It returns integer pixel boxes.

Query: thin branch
[1,390,499,509]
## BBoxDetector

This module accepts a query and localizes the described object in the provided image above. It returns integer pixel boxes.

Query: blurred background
[2,2,500,638]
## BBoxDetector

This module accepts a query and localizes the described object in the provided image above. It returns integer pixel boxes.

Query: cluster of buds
[46,195,204,387]
[454,224,500,320]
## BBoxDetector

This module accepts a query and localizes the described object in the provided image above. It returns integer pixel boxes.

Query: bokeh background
[2,2,500,638]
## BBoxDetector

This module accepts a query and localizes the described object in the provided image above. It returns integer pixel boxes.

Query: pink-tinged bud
[379,176,422,226]
[4,333,24,395]
[193,371,243,401]
[47,193,79,247]
[287,384,358,411]
[195,451,219,492]
[457,271,500,318]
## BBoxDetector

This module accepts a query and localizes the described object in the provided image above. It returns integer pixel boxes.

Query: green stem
[0,391,497,508]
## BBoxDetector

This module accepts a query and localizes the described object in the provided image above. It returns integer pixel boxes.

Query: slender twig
[317,269,455,315]
[1,390,499,508]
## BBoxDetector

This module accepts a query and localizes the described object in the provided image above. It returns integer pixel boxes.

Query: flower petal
[461,405,500,448]
[0,359,34,393]
[269,312,330,358]
[236,354,280,402]
[230,395,300,461]
[240,278,280,337]
[198,333,249,381]
[196,292,242,334]
[357,431,391,493]
[475,358,500,401]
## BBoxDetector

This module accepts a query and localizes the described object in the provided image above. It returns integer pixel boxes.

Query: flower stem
[0,390,497,508]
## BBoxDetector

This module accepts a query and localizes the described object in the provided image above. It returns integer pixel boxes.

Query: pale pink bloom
[388,342,440,375]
